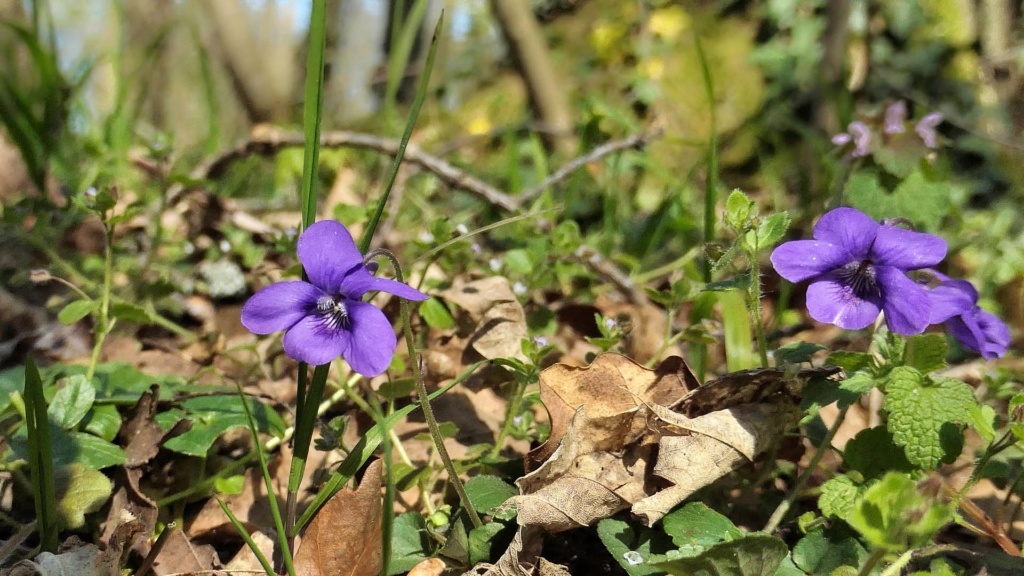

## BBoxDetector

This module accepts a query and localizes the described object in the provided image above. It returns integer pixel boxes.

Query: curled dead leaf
[294,459,384,576]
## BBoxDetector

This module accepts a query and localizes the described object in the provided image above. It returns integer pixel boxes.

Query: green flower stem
[763,406,849,533]
[877,550,914,576]
[86,221,115,382]
[857,548,888,576]
[364,391,394,576]
[747,248,769,368]
[218,496,276,576]
[695,33,717,284]
[489,379,527,460]
[286,362,330,531]
[372,248,482,529]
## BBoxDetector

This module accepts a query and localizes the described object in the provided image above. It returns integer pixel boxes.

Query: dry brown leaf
[470,301,529,361]
[223,530,276,571]
[151,529,218,576]
[294,460,384,576]
[506,354,840,532]
[407,557,447,576]
[441,277,518,322]
[188,462,286,537]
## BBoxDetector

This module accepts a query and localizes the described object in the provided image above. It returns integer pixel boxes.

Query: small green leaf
[389,513,432,575]
[419,297,455,330]
[725,189,754,228]
[842,427,914,481]
[773,342,825,365]
[57,299,98,325]
[215,474,246,495]
[47,375,95,430]
[464,475,517,516]
[847,472,954,551]
[109,301,151,324]
[800,376,862,421]
[824,351,873,374]
[791,526,868,575]
[469,520,514,566]
[903,333,948,373]
[755,212,790,249]
[504,249,533,276]
[818,475,860,520]
[160,395,285,457]
[598,518,675,576]
[55,463,112,529]
[885,368,976,469]
[968,404,997,443]
[661,502,743,549]
[650,535,788,576]
[81,404,121,441]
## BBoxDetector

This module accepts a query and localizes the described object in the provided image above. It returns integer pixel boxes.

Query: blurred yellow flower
[467,116,491,136]
[648,7,689,40]
[642,58,665,80]
[591,21,625,60]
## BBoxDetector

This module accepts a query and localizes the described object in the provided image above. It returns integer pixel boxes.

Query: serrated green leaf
[109,301,151,323]
[885,368,976,469]
[464,475,517,516]
[755,212,790,248]
[8,426,127,469]
[774,342,825,365]
[818,475,860,519]
[81,404,121,441]
[55,463,112,529]
[598,518,675,576]
[791,526,868,575]
[662,502,743,550]
[903,333,947,373]
[57,299,98,325]
[650,535,788,576]
[469,521,514,566]
[801,376,862,421]
[847,472,954,551]
[968,404,997,443]
[842,426,914,480]
[838,371,879,396]
[419,297,455,330]
[389,513,432,575]
[47,375,95,429]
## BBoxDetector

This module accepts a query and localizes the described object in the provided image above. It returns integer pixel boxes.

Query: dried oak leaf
[507,354,840,533]
[151,529,218,576]
[294,459,384,576]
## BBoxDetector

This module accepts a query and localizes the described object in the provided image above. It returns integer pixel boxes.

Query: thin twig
[518,130,662,202]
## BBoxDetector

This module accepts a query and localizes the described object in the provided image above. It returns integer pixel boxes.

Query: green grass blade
[24,358,58,552]
[694,33,718,283]
[234,384,295,576]
[299,0,327,229]
[383,0,432,124]
[217,497,276,576]
[292,364,475,535]
[287,363,329,498]
[719,290,758,371]
[359,10,444,254]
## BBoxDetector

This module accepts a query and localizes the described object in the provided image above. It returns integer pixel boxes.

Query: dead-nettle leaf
[506,354,841,533]
[295,459,384,576]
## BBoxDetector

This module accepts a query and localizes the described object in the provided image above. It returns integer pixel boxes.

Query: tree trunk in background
[490,0,576,156]
[124,0,173,130]
[330,0,388,123]
[200,0,296,124]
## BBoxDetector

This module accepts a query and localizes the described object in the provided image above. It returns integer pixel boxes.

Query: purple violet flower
[915,112,943,148]
[241,220,428,376]
[832,121,872,157]
[926,272,1010,359]
[770,207,947,335]
[884,101,907,134]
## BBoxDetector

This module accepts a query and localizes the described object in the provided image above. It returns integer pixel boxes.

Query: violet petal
[977,309,1012,356]
[770,241,853,283]
[297,220,366,294]
[241,281,321,334]
[282,314,349,366]
[339,265,429,301]
[884,101,907,134]
[848,122,872,157]
[805,274,882,331]
[876,266,931,335]
[915,112,943,148]
[812,207,879,258]
[927,282,975,324]
[871,226,947,270]
[341,301,398,377]
[947,315,988,357]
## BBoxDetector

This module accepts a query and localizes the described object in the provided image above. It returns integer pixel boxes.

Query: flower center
[836,259,880,298]
[316,295,350,329]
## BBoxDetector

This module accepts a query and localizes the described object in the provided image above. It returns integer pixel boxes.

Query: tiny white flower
[419,231,435,243]
[512,281,527,295]
[488,258,501,272]
[84,187,97,198]
[219,239,231,253]
[183,242,195,255]
[284,227,298,239]
[533,336,548,347]
[512,415,524,427]
[471,243,482,255]
[456,223,469,235]
[604,317,617,330]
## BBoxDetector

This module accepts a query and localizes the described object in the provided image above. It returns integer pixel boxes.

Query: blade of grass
[299,0,327,229]
[383,0,432,125]
[217,497,276,576]
[694,33,717,283]
[292,366,476,535]
[359,10,444,253]
[24,358,58,553]
[234,383,295,576]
